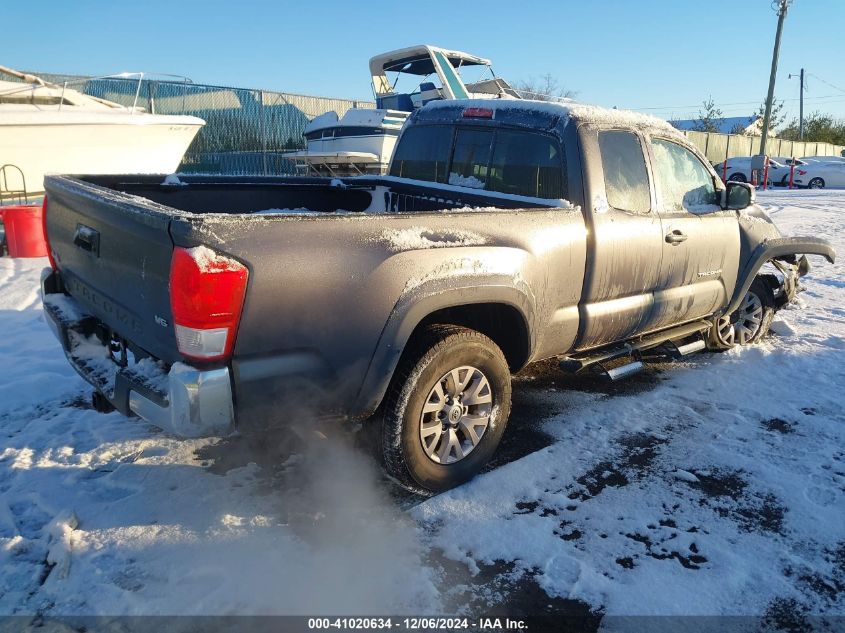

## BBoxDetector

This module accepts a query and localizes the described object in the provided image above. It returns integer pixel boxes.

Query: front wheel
[708,277,775,351]
[379,325,512,493]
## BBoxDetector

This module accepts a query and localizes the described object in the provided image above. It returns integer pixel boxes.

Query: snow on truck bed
[0,189,843,619]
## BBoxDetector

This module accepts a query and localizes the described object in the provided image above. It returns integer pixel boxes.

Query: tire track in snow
[0,257,19,292]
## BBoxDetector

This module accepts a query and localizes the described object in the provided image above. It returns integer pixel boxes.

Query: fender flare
[349,279,535,420]
[723,236,836,316]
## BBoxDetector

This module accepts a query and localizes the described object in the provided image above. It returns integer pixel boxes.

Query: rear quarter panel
[170,207,587,422]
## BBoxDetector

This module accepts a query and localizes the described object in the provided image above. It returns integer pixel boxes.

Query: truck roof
[419,98,681,134]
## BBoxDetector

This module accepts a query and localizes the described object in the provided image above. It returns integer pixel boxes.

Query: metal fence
[17,72,374,175]
[681,130,845,165]
[10,72,844,174]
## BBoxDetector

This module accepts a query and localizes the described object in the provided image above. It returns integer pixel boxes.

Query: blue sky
[5,0,845,124]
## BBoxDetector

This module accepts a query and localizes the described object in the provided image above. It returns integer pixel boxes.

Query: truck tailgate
[44,176,180,364]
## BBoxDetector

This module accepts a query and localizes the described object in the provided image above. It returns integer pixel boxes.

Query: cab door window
[651,138,719,212]
[597,130,651,214]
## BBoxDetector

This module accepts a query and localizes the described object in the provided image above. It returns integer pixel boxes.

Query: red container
[2,205,48,258]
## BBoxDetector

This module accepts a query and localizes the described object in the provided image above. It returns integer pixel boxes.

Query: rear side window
[598,130,650,214]
[488,130,565,199]
[390,125,453,183]
[651,138,718,212]
[449,129,494,188]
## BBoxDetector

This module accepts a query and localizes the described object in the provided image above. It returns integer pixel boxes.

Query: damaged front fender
[723,237,836,317]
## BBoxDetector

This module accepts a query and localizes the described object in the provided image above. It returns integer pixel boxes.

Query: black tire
[379,324,512,493]
[808,177,825,189]
[728,173,747,183]
[707,277,775,351]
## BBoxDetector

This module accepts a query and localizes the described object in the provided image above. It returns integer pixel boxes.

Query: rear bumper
[41,269,234,437]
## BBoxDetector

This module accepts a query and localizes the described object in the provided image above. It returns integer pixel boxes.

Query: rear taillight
[797,169,807,175]
[169,246,248,361]
[41,196,57,270]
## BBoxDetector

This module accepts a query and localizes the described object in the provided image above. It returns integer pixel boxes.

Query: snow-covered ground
[0,189,843,623]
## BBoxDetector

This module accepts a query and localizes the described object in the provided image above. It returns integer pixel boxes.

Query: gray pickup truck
[41,99,835,492]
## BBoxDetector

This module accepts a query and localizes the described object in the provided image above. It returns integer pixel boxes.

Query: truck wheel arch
[351,285,534,421]
[724,237,836,317]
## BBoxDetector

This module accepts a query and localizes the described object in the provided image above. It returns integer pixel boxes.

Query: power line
[807,72,845,95]
[631,93,845,113]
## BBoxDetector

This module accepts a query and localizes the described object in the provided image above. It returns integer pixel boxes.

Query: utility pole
[760,0,793,156]
[788,68,805,140]
[798,68,804,141]
[798,67,804,140]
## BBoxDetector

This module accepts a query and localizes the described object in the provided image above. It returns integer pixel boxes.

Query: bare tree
[692,96,724,133]
[754,99,786,135]
[514,74,576,101]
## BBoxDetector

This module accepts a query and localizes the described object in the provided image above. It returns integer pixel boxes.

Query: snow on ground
[416,189,845,620]
[0,260,438,616]
[0,189,843,623]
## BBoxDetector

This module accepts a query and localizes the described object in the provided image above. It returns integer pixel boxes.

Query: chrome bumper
[41,269,234,438]
[127,363,234,438]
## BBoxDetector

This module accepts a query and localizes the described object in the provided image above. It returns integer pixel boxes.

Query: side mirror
[723,180,755,210]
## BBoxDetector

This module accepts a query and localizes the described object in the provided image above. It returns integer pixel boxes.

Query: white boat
[289,45,518,177]
[0,66,205,198]
[284,108,406,177]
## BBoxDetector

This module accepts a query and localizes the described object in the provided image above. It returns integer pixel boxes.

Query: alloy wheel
[716,290,764,347]
[419,365,493,464]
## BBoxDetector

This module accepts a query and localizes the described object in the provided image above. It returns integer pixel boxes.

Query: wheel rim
[809,178,823,189]
[419,365,493,464]
[717,290,764,346]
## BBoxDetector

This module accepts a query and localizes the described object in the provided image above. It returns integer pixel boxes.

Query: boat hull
[0,113,204,195]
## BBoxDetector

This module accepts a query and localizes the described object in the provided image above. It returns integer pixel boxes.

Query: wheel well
[413,303,531,371]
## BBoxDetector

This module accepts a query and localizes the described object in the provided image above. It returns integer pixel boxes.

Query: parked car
[770,157,810,185]
[712,156,786,184]
[793,160,845,188]
[40,99,835,492]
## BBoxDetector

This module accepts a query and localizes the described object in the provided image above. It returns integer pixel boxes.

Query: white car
[792,161,845,189]
[770,157,810,185]
[713,156,787,184]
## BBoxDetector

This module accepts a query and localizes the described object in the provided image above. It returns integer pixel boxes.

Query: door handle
[665,230,688,245]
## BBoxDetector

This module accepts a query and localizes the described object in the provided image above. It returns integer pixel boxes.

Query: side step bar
[665,339,706,358]
[560,319,711,374]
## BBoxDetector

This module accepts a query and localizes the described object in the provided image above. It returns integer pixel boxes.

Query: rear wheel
[808,177,825,189]
[379,325,512,493]
[708,277,775,351]
[728,173,747,183]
